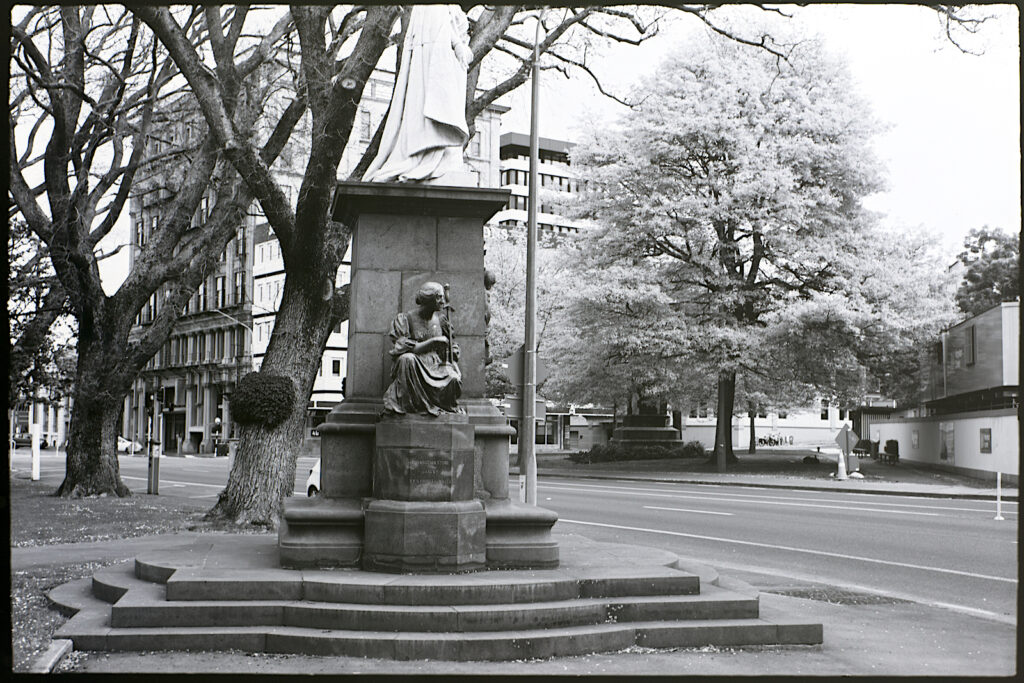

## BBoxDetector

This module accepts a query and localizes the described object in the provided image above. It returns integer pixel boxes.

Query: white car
[306,459,321,496]
[117,436,144,453]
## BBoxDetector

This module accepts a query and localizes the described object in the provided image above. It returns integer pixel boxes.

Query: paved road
[13,452,1017,623]
[539,476,1018,623]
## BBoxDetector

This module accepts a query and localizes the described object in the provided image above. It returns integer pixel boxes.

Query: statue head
[414,282,445,307]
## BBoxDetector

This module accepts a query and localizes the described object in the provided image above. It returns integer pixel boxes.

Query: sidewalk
[515,448,1019,501]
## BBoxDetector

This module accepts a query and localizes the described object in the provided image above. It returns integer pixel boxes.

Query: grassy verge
[9,474,210,672]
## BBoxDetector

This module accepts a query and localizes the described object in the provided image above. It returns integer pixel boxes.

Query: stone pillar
[363,414,485,573]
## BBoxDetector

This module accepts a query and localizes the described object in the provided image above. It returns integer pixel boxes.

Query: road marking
[120,475,225,489]
[559,519,1017,583]
[542,481,1015,514]
[644,505,734,516]
[545,484,942,516]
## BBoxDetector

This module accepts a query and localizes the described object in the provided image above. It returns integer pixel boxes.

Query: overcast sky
[498,4,1020,256]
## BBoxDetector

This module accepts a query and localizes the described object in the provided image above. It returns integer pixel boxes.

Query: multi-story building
[492,132,587,237]
[123,69,507,454]
[866,301,1019,482]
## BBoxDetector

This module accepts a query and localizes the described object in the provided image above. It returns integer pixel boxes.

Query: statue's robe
[363,5,469,183]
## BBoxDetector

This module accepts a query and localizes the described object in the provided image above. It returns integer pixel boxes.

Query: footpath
[519,447,1019,500]
[16,448,1018,675]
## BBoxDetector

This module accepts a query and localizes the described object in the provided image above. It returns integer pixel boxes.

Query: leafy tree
[570,31,887,470]
[954,227,1020,317]
[9,7,290,496]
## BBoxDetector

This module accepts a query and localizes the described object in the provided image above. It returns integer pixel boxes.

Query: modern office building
[122,69,507,454]
[492,132,587,237]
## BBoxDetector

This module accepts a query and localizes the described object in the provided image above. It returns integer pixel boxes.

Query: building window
[332,359,341,376]
[198,333,206,361]
[234,272,244,305]
[198,195,210,225]
[980,428,992,453]
[198,281,207,311]
[820,399,829,420]
[470,131,482,157]
[965,325,976,366]
[216,276,225,308]
[236,228,246,256]
[359,110,372,142]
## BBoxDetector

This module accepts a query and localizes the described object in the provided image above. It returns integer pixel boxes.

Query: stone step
[109,583,759,631]
[162,566,701,604]
[55,616,821,661]
[91,562,137,604]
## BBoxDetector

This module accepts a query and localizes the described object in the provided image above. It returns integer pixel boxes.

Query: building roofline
[499,132,574,154]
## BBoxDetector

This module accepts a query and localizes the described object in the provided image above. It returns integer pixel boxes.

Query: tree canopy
[954,227,1020,318]
[564,29,953,466]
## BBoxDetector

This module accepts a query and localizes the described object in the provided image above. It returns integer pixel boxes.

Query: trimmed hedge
[230,372,295,428]
[569,440,706,464]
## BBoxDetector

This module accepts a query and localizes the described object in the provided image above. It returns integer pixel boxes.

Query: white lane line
[547,484,941,516]
[121,475,225,488]
[559,519,1017,583]
[644,505,734,516]
[542,480,1018,512]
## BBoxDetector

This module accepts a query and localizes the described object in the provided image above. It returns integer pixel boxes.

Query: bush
[229,372,295,428]
[569,440,706,464]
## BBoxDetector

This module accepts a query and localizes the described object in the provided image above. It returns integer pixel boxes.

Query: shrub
[229,372,295,428]
[569,440,706,464]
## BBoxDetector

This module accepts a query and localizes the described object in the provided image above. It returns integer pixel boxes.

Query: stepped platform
[48,532,821,661]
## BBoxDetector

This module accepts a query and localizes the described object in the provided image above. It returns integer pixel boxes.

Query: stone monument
[278,5,558,571]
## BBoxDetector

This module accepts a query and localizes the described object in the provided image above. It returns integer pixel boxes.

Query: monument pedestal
[364,414,486,573]
[278,181,560,572]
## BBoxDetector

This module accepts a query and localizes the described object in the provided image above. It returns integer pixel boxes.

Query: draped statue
[383,282,463,416]
[362,5,473,184]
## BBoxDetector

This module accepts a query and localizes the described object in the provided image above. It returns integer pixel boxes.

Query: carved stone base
[278,497,364,569]
[363,499,486,573]
[484,500,559,569]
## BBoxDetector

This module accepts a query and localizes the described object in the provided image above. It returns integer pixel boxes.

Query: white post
[31,423,41,481]
[994,472,1004,521]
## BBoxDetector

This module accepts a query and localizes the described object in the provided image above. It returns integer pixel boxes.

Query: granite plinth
[363,499,486,573]
[374,414,476,502]
[278,497,364,569]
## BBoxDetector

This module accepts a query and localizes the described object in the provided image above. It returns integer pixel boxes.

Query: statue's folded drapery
[362,5,471,183]
[383,311,462,416]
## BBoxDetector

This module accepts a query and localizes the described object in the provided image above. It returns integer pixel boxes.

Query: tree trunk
[56,340,131,497]
[206,271,335,528]
[713,370,737,472]
[748,401,756,454]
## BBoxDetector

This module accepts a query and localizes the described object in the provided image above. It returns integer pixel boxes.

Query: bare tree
[8,6,289,496]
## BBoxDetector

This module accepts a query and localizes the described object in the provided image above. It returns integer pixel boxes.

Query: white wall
[871,408,1018,478]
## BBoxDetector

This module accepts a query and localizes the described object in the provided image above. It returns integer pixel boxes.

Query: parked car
[12,434,49,449]
[117,436,144,453]
[306,459,321,496]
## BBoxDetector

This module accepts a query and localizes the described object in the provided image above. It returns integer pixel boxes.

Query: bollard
[147,441,161,495]
[994,472,1004,521]
[31,424,41,481]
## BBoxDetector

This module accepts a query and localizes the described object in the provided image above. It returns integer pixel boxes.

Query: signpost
[834,424,859,481]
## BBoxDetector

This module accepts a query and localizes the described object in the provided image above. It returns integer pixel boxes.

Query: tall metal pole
[520,11,543,506]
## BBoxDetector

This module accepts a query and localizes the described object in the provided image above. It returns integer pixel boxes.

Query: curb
[534,470,1019,502]
[29,639,72,673]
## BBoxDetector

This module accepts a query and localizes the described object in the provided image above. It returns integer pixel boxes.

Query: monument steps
[105,584,760,631]
[48,535,822,661]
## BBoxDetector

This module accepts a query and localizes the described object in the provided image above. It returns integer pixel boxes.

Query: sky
[497,4,1020,256]
[84,4,1019,291]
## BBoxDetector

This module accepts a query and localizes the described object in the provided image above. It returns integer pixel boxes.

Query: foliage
[569,440,706,464]
[7,219,77,404]
[954,227,1020,317]
[229,373,295,427]
[484,227,576,398]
